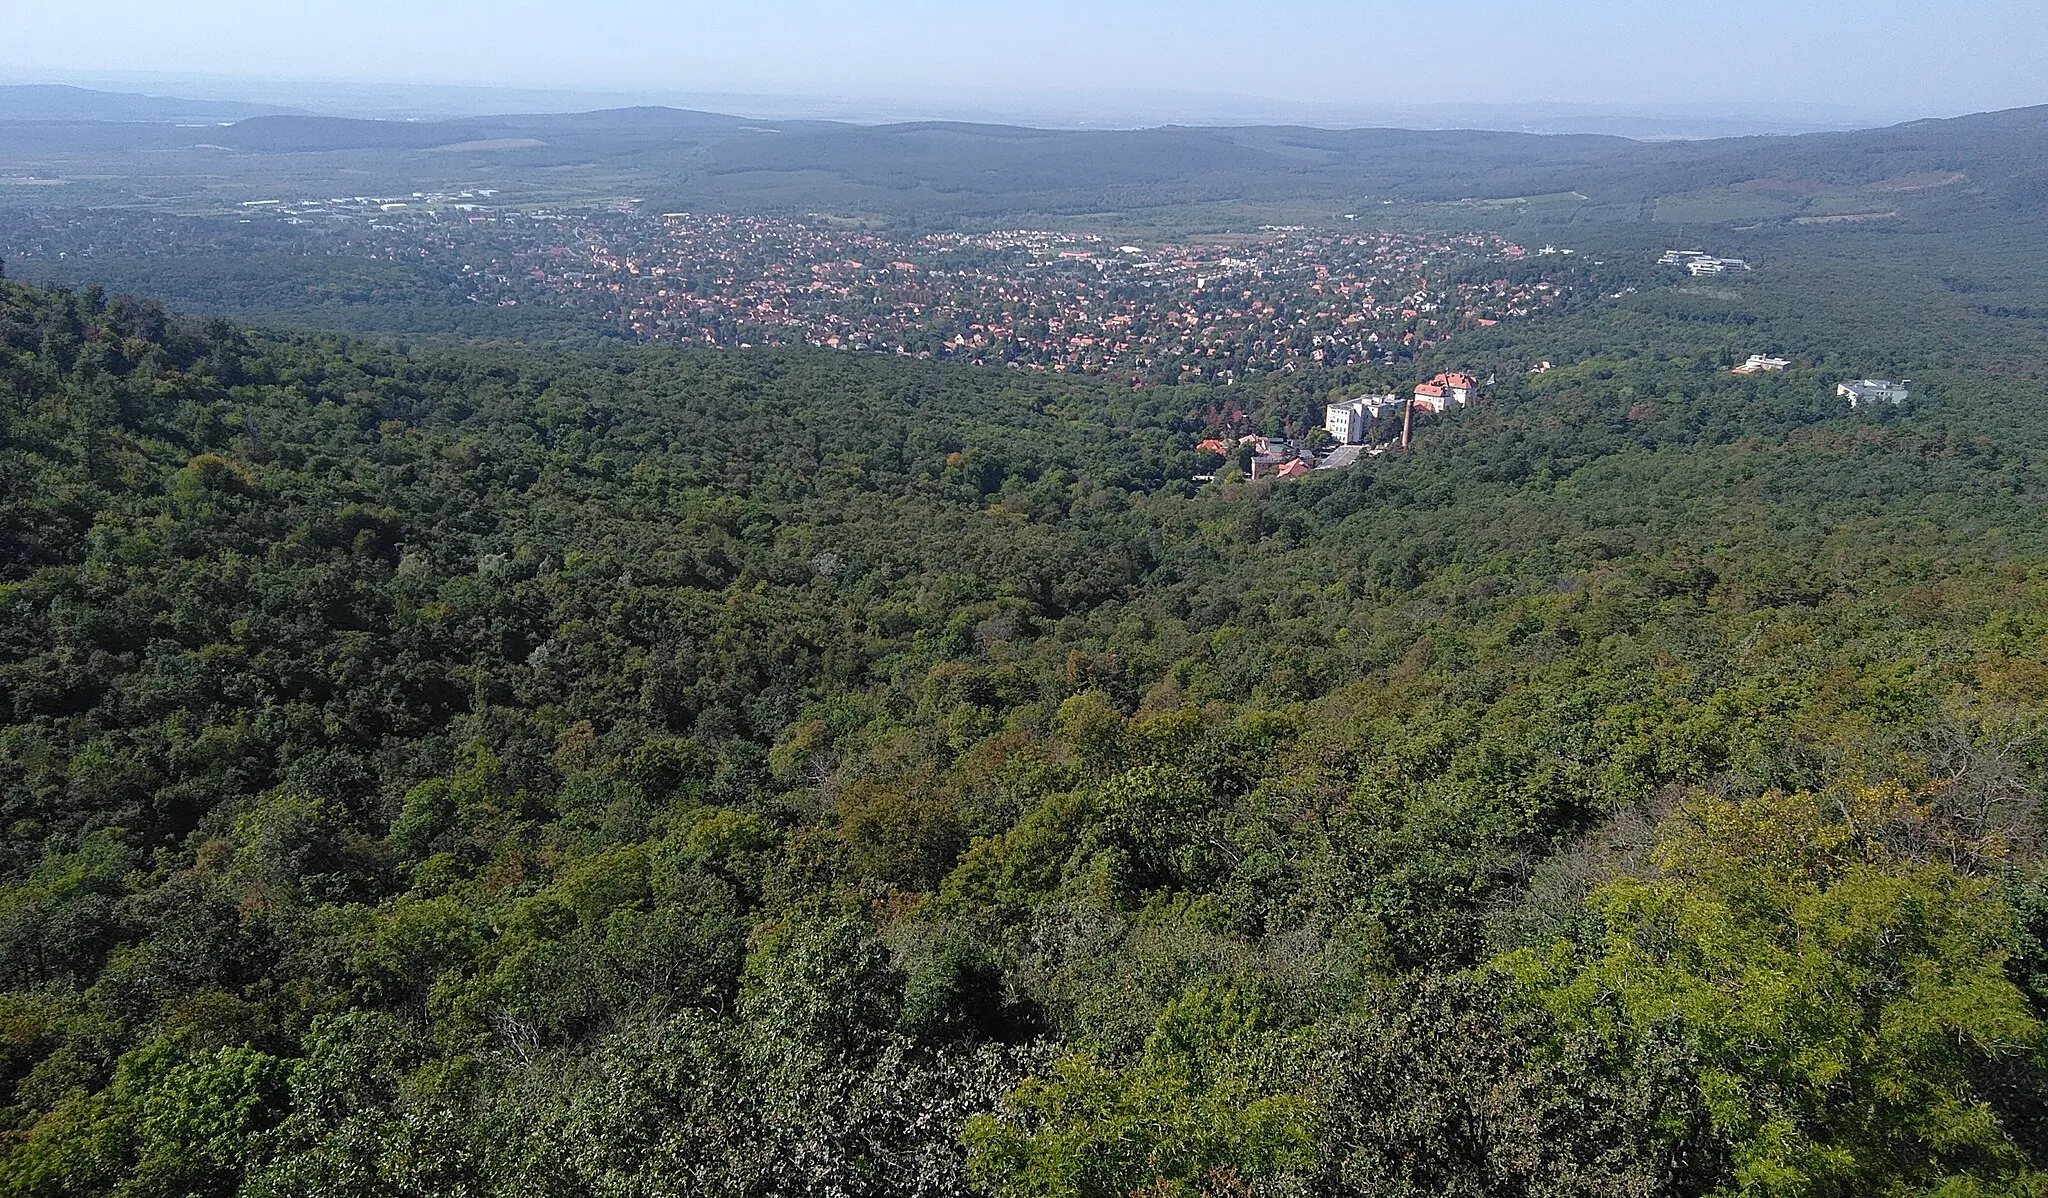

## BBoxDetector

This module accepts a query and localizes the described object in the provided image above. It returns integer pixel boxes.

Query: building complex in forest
[1838,378,1911,406]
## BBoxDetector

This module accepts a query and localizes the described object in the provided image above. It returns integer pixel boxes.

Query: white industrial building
[1838,379,1911,407]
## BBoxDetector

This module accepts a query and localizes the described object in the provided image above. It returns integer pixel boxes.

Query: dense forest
[3,259,2048,1198]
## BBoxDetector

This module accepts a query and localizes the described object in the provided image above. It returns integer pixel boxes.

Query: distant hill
[211,107,830,153]
[6,94,2047,232]
[501,106,775,133]
[215,115,495,153]
[690,120,1639,202]
[0,84,297,123]
[641,105,2048,223]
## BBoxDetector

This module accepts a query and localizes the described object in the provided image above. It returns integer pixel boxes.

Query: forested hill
[4,274,2048,1195]
[644,104,2048,220]
[6,99,2046,227]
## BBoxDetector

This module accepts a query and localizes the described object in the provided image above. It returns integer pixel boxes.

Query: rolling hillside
[1,99,2044,228]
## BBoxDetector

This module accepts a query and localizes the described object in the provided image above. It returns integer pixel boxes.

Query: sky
[9,0,2048,120]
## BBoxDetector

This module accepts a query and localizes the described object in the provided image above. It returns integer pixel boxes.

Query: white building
[1688,258,1750,276]
[1324,394,1400,444]
[1661,249,1752,275]
[1732,354,1792,374]
[1838,379,1911,407]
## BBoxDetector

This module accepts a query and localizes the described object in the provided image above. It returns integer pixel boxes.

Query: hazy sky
[12,0,2048,116]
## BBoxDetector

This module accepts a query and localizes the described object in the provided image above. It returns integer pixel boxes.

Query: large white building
[1660,249,1752,275]
[1688,257,1750,276]
[1324,394,1400,444]
[1838,379,1911,407]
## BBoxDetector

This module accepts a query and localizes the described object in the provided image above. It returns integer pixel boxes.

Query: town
[452,210,1581,384]
[0,202,1588,386]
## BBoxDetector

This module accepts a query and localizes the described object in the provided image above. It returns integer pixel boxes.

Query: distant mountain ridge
[0,84,298,123]
[211,107,797,152]
[4,85,2046,230]
[0,82,1910,139]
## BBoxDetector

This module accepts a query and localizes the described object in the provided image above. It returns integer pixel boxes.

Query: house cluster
[1195,435,1318,480]
[1838,379,1911,407]
[1660,249,1752,276]
[1251,447,1316,480]
[1731,354,1792,374]
[569,218,1574,384]
[164,200,1581,386]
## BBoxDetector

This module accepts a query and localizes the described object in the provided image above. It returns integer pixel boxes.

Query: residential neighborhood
[0,203,1588,386]
[542,214,1582,384]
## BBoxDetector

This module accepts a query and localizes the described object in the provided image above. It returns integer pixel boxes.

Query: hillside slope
[2,276,2047,1193]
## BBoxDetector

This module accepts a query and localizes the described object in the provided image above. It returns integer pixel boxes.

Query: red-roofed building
[1417,371,1477,408]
